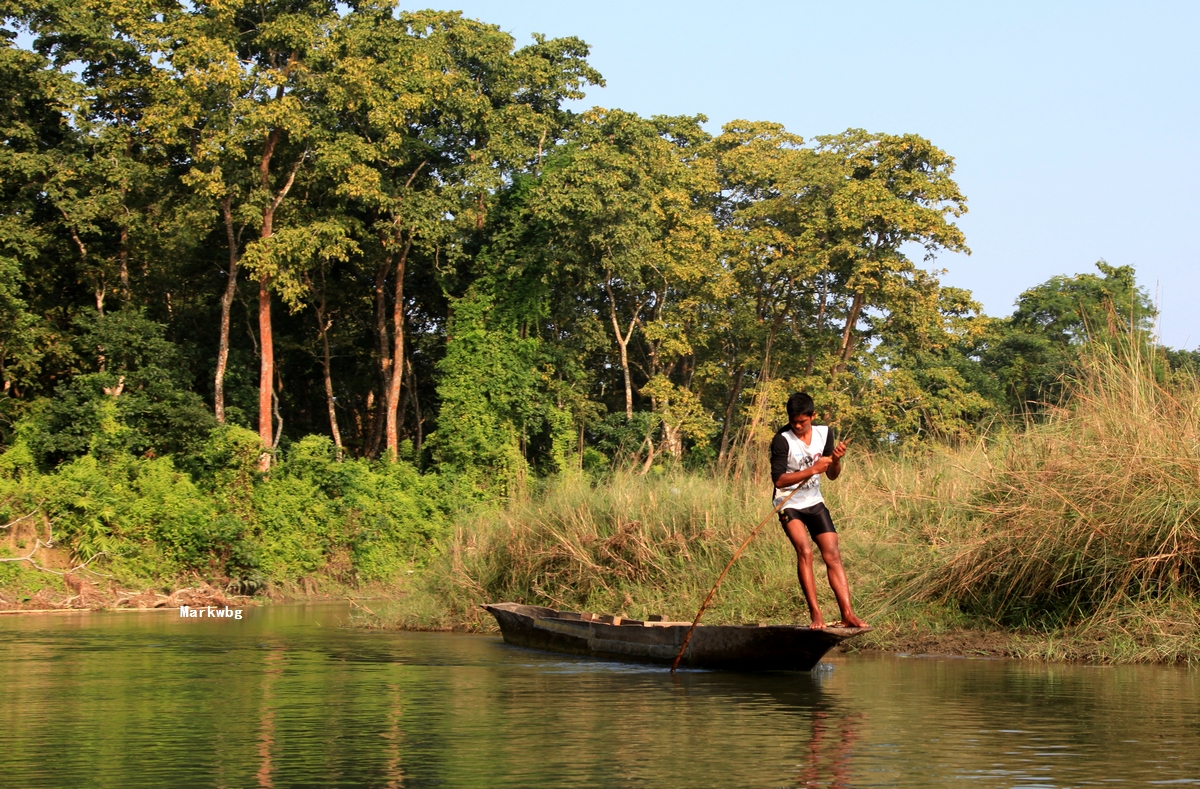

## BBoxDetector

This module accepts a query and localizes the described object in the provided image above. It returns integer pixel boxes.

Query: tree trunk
[374,257,391,392]
[639,435,656,474]
[407,352,423,456]
[717,366,745,466]
[257,273,274,469]
[314,270,342,455]
[835,291,865,371]
[253,132,301,470]
[603,274,643,421]
[257,169,277,469]
[618,336,633,420]
[365,390,384,458]
[745,321,782,453]
[806,272,830,376]
[385,238,412,461]
[363,257,390,459]
[215,197,239,424]
[661,422,682,460]
[118,224,130,298]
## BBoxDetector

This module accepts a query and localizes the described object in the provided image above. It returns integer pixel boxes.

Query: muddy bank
[850,627,1020,659]
[0,578,255,614]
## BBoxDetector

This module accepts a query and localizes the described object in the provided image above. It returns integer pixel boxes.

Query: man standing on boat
[770,392,868,629]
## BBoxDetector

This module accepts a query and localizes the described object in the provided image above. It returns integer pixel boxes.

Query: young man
[769,392,868,629]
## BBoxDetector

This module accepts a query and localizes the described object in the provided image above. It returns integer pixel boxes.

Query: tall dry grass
[388,470,805,629]
[896,346,1200,661]
[378,344,1200,663]
[379,443,982,634]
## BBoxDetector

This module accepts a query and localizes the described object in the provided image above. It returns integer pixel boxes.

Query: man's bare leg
[782,519,825,628]
[813,532,868,627]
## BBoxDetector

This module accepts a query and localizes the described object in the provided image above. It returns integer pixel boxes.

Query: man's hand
[811,455,833,474]
[824,438,851,480]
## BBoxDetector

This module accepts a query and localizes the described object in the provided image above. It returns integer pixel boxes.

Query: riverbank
[362,351,1200,665]
[0,570,384,614]
[0,429,452,612]
[7,349,1198,663]
[359,457,1198,665]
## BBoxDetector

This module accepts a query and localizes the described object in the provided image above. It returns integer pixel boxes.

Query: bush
[16,310,216,469]
[0,429,453,591]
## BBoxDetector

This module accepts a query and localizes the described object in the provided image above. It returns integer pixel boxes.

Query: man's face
[789,412,814,433]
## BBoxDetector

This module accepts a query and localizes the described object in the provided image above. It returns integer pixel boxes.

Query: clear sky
[406,0,1200,348]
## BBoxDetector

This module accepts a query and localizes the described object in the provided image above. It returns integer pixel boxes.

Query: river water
[1,602,1198,788]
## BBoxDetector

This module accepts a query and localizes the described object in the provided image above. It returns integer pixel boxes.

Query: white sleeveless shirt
[772,425,830,510]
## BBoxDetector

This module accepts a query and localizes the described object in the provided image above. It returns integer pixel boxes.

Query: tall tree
[316,4,600,460]
[147,0,340,467]
[982,261,1156,410]
[532,109,716,423]
[815,130,970,371]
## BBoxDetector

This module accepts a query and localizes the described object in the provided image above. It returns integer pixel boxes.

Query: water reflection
[257,647,282,789]
[0,605,1197,788]
[794,708,862,788]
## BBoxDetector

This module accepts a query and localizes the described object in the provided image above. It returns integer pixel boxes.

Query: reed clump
[378,444,983,637]
[896,346,1200,661]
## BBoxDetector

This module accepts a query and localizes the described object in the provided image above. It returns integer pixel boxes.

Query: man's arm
[769,433,789,485]
[777,457,833,487]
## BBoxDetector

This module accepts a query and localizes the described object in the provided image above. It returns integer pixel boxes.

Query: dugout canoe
[482,602,870,672]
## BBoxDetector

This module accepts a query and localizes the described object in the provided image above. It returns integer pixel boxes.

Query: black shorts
[778,502,837,538]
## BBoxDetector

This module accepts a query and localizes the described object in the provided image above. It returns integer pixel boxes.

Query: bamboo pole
[670,481,806,672]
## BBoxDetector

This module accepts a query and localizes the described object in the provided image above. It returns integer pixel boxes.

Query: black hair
[786,392,815,418]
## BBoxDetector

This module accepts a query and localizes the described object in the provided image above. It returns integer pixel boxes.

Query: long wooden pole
[670,481,806,673]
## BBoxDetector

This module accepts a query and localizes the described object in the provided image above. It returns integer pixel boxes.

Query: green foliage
[379,349,1200,663]
[431,287,536,493]
[982,261,1156,411]
[4,0,1182,476]
[0,430,451,590]
[16,309,215,468]
[263,434,449,582]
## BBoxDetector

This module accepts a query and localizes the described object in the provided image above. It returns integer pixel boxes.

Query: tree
[431,287,538,494]
[532,109,717,423]
[814,130,970,371]
[982,261,1156,410]
[148,0,341,467]
[316,4,600,460]
[0,25,67,416]
[708,124,971,447]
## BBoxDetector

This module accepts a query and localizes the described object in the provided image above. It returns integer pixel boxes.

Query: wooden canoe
[482,603,870,672]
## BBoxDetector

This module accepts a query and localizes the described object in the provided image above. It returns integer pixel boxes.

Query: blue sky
[408,1,1200,348]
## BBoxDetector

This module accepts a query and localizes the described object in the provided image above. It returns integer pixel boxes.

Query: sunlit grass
[374,342,1200,664]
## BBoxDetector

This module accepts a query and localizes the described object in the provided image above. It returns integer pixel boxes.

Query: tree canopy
[0,0,1177,485]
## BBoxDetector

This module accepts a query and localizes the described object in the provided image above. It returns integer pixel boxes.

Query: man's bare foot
[810,618,826,629]
[832,614,869,628]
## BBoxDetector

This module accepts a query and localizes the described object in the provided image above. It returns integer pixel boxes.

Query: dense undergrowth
[374,347,1200,664]
[0,427,452,601]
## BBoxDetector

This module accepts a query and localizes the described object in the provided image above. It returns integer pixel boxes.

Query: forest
[2,0,1197,649]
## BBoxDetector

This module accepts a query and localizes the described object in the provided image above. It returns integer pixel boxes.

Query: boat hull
[483,603,868,672]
